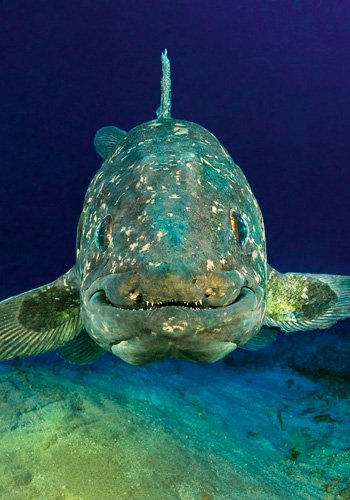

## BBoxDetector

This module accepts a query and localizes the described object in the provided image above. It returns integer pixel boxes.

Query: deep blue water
[0,2,349,498]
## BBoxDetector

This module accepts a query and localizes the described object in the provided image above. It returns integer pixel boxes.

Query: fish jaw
[81,283,264,364]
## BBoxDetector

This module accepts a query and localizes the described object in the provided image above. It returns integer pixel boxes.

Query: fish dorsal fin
[156,49,172,119]
[264,265,350,332]
[94,126,127,159]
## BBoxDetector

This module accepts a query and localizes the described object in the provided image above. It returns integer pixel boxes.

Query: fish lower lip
[90,288,251,311]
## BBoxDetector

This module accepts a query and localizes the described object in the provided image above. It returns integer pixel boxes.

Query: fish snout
[92,269,247,310]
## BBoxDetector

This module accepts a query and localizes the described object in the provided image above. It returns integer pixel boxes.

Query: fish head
[77,118,267,364]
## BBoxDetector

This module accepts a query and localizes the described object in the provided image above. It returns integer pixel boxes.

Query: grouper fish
[1,51,349,365]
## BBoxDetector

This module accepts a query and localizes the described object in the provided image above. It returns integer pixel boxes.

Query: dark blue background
[0,1,349,299]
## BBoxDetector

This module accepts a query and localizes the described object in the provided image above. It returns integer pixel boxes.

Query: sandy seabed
[0,327,349,500]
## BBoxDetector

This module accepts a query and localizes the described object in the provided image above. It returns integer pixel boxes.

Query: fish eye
[95,215,113,252]
[229,210,249,246]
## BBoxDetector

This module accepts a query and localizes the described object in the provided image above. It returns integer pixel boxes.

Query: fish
[0,50,349,365]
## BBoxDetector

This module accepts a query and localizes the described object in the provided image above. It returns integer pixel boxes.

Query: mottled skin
[79,119,266,363]
[0,53,349,366]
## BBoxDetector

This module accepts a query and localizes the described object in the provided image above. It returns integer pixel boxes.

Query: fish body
[80,118,266,363]
[0,52,349,365]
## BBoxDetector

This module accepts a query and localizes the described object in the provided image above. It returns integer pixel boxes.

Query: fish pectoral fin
[264,265,350,332]
[94,126,127,159]
[0,267,82,361]
[57,328,105,365]
[239,327,278,351]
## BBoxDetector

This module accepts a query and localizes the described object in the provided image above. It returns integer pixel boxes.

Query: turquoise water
[0,328,349,499]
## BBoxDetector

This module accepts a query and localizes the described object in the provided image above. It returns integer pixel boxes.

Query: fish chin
[81,286,263,364]
[111,338,238,365]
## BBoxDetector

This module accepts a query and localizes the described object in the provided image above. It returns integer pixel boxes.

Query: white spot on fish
[140,243,151,253]
[163,323,174,333]
[206,260,215,271]
[174,127,189,135]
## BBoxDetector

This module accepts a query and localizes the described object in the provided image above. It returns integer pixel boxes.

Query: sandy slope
[0,328,349,500]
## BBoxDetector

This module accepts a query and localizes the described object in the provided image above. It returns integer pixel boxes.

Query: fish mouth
[89,286,251,311]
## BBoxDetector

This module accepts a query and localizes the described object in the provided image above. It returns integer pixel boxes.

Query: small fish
[1,51,349,365]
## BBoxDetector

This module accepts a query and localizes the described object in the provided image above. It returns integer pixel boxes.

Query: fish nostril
[128,290,142,302]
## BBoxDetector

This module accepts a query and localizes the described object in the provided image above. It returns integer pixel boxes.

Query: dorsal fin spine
[158,49,172,119]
